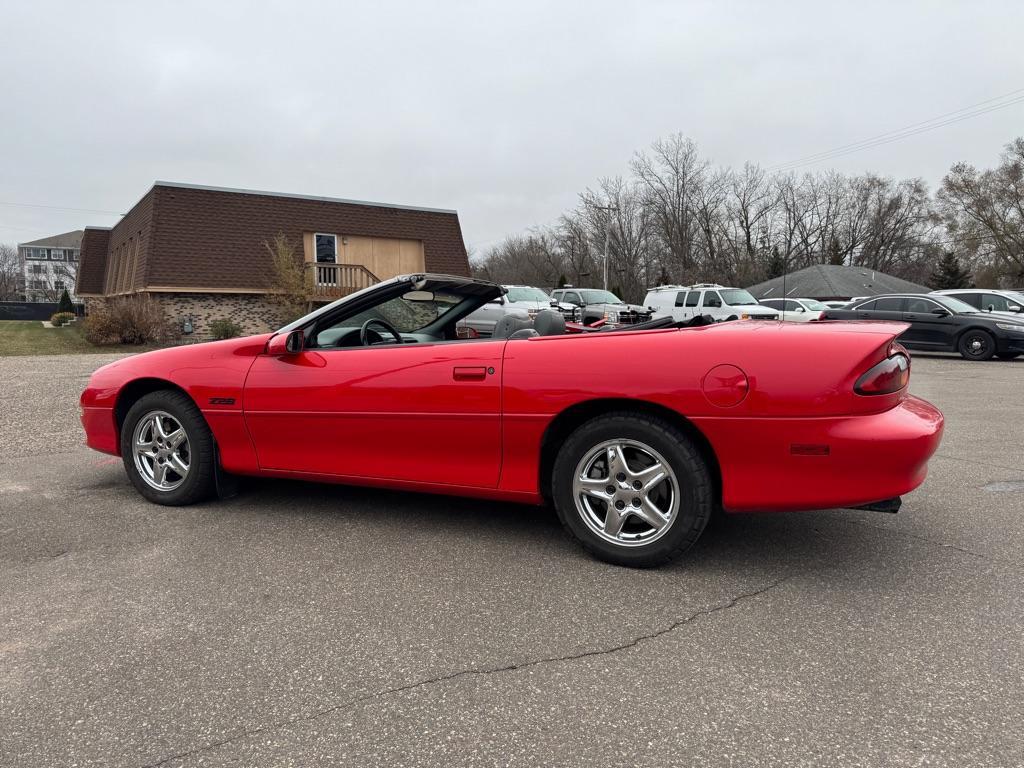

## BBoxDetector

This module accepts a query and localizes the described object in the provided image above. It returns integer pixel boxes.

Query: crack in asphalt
[140,575,791,767]
[837,516,1021,569]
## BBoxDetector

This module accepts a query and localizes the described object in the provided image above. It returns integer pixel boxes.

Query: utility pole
[590,203,619,290]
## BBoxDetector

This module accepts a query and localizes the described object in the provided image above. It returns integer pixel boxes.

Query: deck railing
[304,262,380,300]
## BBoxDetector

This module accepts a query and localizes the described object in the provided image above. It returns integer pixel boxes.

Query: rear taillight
[855,348,910,395]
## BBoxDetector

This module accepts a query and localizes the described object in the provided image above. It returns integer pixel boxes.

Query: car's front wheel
[120,390,216,505]
[957,329,996,361]
[551,413,713,567]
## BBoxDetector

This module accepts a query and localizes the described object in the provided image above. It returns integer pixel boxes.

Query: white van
[644,284,778,323]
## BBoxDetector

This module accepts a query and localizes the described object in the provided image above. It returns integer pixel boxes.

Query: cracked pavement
[1,352,1022,767]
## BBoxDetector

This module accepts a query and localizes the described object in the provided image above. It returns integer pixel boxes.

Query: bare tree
[0,244,21,300]
[939,137,1024,284]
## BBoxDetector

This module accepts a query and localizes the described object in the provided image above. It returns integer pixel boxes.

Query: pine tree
[827,235,844,266]
[557,273,568,289]
[766,246,787,280]
[58,288,74,314]
[929,252,973,290]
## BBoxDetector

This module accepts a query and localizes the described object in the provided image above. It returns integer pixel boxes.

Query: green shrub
[208,318,244,340]
[57,289,74,314]
[83,296,172,345]
[50,311,76,327]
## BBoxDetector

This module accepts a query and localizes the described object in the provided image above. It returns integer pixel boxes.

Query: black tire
[997,351,1021,360]
[120,390,216,506]
[551,412,713,567]
[957,329,997,361]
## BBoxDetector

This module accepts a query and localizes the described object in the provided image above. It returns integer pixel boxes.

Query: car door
[243,340,504,488]
[673,291,689,321]
[698,290,722,318]
[902,297,953,348]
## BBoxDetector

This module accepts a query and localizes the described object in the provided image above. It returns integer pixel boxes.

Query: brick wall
[157,293,290,338]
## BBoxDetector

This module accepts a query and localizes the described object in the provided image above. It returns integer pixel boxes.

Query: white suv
[644,284,778,322]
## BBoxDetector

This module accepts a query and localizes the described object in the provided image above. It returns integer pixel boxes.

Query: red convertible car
[81,274,944,567]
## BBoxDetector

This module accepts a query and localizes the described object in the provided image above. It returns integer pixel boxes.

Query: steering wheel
[360,318,403,346]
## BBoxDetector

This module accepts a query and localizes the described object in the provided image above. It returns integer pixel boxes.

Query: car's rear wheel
[957,329,996,361]
[120,390,216,505]
[997,351,1021,360]
[551,413,712,567]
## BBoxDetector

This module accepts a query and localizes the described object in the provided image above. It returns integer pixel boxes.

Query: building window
[315,233,337,264]
[51,249,66,261]
[31,264,43,274]
[54,280,65,290]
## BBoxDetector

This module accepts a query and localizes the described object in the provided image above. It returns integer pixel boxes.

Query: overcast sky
[2,0,1022,251]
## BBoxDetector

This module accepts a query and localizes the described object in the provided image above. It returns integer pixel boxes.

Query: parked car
[823,293,1024,360]
[460,284,576,336]
[931,289,1024,319]
[80,273,944,567]
[644,284,777,323]
[757,298,828,322]
[550,287,652,326]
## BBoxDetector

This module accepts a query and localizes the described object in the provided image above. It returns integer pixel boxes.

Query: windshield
[933,295,978,314]
[506,286,550,303]
[1005,291,1024,305]
[580,289,624,304]
[332,290,463,333]
[801,299,828,311]
[720,289,758,306]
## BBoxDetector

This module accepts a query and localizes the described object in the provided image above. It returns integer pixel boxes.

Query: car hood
[732,304,777,314]
[90,333,273,377]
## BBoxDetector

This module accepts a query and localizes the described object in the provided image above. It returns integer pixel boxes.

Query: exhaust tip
[848,497,902,514]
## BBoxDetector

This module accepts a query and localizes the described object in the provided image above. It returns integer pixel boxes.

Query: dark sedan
[824,293,1024,361]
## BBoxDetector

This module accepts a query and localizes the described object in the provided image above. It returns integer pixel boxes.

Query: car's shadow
[208,475,923,577]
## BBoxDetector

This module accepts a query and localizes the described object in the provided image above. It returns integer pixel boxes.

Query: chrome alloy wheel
[132,410,191,492]
[572,439,679,547]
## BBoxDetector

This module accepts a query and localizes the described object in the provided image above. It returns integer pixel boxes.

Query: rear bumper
[81,406,120,456]
[694,395,944,513]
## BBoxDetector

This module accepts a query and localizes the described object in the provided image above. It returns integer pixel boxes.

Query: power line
[0,201,123,216]
[769,88,1024,172]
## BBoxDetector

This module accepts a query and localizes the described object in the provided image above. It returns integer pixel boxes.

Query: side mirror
[795,306,805,313]
[1009,304,1022,312]
[550,298,559,307]
[488,296,505,305]
[930,308,950,317]
[267,329,304,355]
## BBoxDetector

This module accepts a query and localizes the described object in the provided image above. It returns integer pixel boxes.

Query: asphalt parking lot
[1,352,1022,767]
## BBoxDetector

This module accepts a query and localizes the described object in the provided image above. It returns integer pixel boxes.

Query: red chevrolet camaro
[81,274,944,567]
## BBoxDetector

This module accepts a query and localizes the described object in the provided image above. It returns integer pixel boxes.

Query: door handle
[453,366,488,381]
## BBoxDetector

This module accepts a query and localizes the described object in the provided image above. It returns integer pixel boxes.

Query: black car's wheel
[551,412,713,567]
[997,351,1021,360]
[120,390,216,505]
[957,329,997,361]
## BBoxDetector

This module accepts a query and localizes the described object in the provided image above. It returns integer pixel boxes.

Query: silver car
[460,285,577,337]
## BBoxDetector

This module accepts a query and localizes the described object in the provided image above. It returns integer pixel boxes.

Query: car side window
[782,300,801,311]
[874,298,906,311]
[761,299,780,309]
[955,292,982,308]
[675,291,688,307]
[855,300,877,311]
[906,298,937,313]
[984,294,1009,311]
[702,291,722,308]
[685,292,700,307]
